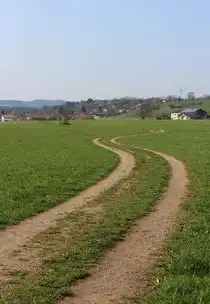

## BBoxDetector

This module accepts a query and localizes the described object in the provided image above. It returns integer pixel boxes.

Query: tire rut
[0,139,135,282]
[60,131,188,304]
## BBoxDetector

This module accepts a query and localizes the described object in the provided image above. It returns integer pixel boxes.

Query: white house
[171,109,207,120]
[178,113,190,120]
[1,114,17,122]
[170,112,181,120]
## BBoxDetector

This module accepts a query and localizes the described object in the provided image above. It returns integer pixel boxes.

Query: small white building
[93,115,101,119]
[179,113,190,120]
[171,112,190,120]
[170,112,181,120]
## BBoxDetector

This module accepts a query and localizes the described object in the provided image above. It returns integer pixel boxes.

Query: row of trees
[3,93,210,119]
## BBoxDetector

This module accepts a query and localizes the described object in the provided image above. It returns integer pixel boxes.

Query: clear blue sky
[0,0,210,100]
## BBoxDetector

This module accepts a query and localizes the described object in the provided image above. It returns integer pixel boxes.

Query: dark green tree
[81,105,87,113]
[139,104,152,119]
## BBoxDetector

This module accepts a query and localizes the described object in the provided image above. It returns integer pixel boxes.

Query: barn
[171,108,207,120]
[180,108,207,120]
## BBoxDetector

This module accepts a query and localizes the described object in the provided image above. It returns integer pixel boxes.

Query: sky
[0,0,210,101]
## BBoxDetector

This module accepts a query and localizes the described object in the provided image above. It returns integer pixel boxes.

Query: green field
[0,144,169,303]
[0,122,117,227]
[1,120,210,303]
[0,120,154,228]
[119,121,210,304]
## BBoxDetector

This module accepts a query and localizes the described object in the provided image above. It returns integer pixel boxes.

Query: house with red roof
[1,114,17,122]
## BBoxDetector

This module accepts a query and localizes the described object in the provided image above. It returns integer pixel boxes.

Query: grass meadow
[0,133,169,303]
[120,120,210,304]
[0,122,117,228]
[1,119,210,303]
[0,119,160,228]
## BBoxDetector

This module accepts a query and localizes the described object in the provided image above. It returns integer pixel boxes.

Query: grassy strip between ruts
[0,147,169,304]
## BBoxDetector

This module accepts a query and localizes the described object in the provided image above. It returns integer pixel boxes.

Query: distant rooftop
[181,108,199,113]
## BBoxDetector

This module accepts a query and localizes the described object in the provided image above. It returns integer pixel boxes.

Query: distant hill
[0,100,65,108]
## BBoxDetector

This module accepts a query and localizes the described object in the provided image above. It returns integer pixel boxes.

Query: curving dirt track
[0,139,135,276]
[61,131,188,304]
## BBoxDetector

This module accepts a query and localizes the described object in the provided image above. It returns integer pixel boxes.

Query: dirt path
[61,134,188,304]
[0,139,135,275]
[111,129,165,146]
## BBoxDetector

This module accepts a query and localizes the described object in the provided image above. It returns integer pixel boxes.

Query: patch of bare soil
[0,139,135,286]
[60,138,188,304]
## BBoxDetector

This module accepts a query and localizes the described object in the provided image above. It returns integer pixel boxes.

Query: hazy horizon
[1,0,210,101]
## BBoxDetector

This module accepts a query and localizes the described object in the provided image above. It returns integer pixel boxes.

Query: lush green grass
[0,122,117,227]
[119,120,210,304]
[2,119,210,303]
[0,119,160,228]
[152,102,172,117]
[0,145,169,303]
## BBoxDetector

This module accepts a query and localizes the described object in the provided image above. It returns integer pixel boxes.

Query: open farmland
[119,120,210,304]
[0,120,157,228]
[0,122,117,227]
[0,121,170,303]
[1,119,210,303]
